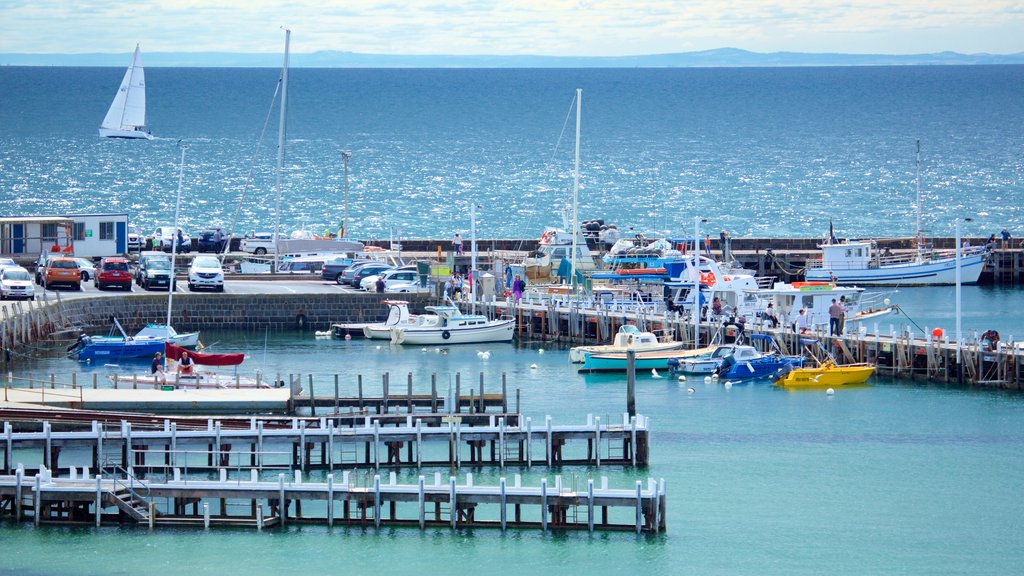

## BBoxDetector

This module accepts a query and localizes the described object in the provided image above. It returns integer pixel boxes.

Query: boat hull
[805,253,986,285]
[718,356,804,380]
[99,127,153,139]
[775,364,875,388]
[75,339,165,362]
[569,341,683,363]
[578,346,716,373]
[391,320,516,345]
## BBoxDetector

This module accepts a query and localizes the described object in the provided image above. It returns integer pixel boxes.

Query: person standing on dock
[829,299,843,336]
[1002,228,1012,248]
[454,233,463,255]
[151,352,166,384]
[838,295,848,334]
[704,234,712,258]
[512,274,526,303]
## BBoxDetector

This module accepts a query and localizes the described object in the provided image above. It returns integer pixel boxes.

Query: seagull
[530,363,538,369]
[687,387,695,394]
[651,369,663,379]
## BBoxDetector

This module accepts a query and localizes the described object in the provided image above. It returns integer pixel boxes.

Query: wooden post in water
[626,349,637,418]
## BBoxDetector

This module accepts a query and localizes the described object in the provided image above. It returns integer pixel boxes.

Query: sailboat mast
[915,139,921,247]
[273,28,291,272]
[569,88,581,293]
[167,143,187,330]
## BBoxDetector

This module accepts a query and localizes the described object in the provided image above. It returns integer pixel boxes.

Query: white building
[0,213,130,259]
[66,213,130,257]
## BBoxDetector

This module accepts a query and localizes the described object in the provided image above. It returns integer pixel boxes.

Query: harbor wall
[50,293,436,335]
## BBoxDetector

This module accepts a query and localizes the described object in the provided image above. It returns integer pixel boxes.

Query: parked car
[277,256,327,274]
[188,255,225,292]
[385,279,434,293]
[151,226,192,253]
[321,258,370,284]
[339,261,388,286]
[0,258,19,270]
[95,257,132,291]
[197,227,227,253]
[127,231,142,253]
[352,263,397,288]
[137,253,174,291]
[43,257,81,290]
[0,267,35,300]
[73,258,96,282]
[240,231,280,255]
[360,268,420,291]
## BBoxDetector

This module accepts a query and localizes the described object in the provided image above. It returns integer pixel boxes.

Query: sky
[1,0,1023,56]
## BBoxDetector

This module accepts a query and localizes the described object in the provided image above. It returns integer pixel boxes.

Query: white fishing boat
[363,300,418,339]
[569,324,682,363]
[99,44,153,139]
[132,323,200,348]
[806,142,987,286]
[390,305,514,345]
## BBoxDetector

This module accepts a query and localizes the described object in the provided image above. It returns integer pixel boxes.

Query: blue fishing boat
[67,319,200,362]
[712,334,803,379]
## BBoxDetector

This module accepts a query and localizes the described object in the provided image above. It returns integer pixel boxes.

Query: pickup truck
[240,231,364,256]
[239,232,279,255]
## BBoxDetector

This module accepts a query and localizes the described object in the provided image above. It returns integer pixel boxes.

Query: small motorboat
[578,346,717,373]
[569,324,682,363]
[774,338,875,388]
[667,345,735,374]
[68,320,200,362]
[390,304,514,345]
[713,335,803,380]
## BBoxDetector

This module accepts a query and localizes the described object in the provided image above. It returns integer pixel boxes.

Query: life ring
[700,271,717,287]
[442,330,451,340]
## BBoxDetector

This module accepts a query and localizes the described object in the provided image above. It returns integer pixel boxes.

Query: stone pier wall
[56,293,435,334]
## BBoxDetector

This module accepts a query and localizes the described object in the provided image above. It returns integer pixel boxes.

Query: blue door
[12,224,23,253]
[116,221,126,254]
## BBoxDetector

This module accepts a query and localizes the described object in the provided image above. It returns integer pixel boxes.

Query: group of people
[443,272,467,301]
[828,297,849,336]
[150,350,195,384]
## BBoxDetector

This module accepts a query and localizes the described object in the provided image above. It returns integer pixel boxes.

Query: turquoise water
[4,335,1024,575]
[1,66,1023,238]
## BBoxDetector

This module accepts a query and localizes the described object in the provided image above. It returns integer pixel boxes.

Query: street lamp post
[341,151,351,239]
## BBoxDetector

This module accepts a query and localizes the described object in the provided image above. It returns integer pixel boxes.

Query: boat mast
[118,45,140,129]
[915,139,921,251]
[273,28,290,273]
[569,88,581,294]
[167,142,187,330]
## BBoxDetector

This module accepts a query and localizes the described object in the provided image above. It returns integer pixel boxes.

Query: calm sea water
[5,334,1024,575]
[1,66,1023,239]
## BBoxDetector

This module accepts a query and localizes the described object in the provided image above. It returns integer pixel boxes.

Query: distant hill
[3,47,1024,68]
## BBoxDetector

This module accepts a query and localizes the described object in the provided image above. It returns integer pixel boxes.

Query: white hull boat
[99,44,153,139]
[569,324,682,363]
[390,305,515,345]
[363,300,419,339]
[805,249,986,286]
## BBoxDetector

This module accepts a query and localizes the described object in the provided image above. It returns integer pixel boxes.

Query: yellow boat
[774,360,875,388]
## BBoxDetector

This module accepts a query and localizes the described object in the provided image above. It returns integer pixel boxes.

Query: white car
[127,231,142,253]
[152,226,192,252]
[360,269,420,291]
[239,231,280,255]
[385,280,434,294]
[188,255,224,292]
[0,267,35,300]
[73,258,96,282]
[0,258,19,270]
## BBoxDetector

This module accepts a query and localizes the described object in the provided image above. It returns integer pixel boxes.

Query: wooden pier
[1,412,651,475]
[0,466,667,533]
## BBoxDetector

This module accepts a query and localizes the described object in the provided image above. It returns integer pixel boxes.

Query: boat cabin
[815,240,876,271]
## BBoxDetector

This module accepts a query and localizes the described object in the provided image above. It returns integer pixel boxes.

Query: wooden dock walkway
[0,466,667,533]
[1,412,652,475]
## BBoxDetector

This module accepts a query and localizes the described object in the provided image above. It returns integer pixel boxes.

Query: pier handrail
[101,462,152,511]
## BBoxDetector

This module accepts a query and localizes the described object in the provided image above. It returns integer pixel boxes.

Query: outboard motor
[714,353,736,377]
[66,334,91,358]
[666,357,681,373]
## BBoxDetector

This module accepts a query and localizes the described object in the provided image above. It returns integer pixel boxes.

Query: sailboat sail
[99,44,152,139]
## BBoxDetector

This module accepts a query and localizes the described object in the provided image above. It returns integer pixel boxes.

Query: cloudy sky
[2,0,1022,55]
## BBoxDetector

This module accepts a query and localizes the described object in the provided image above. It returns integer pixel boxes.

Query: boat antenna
[273,27,291,273]
[915,139,921,251]
[167,141,187,332]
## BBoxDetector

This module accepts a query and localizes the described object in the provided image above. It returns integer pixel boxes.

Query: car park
[0,267,35,300]
[197,227,227,253]
[43,257,81,290]
[188,255,225,292]
[95,257,133,291]
[137,254,174,291]
[339,261,386,286]
[351,263,396,288]
[73,258,97,282]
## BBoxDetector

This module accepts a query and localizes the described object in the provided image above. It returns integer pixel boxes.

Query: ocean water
[4,336,1024,575]
[1,66,1023,239]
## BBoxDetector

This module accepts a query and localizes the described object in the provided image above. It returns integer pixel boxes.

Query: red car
[95,257,133,291]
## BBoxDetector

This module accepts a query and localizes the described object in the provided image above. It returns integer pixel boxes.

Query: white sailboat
[99,44,153,139]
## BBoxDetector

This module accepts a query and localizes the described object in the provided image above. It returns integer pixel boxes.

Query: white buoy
[421,348,427,352]
[724,381,733,389]
[677,375,686,382]
[687,387,695,394]
[704,376,712,383]
[376,345,381,350]
[826,388,835,395]
[651,369,663,379]
[711,373,719,380]
[883,298,891,306]
[538,349,545,354]
[530,363,538,369]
